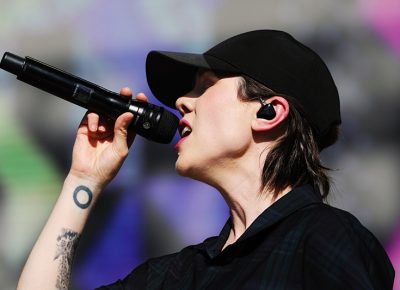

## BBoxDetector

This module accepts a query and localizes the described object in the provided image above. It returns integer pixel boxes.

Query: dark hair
[238,75,339,199]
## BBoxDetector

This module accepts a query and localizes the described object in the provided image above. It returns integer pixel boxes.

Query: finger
[97,115,116,131]
[87,112,100,132]
[97,124,108,133]
[120,87,133,98]
[113,112,135,155]
[76,112,92,136]
[135,92,148,103]
[78,110,91,124]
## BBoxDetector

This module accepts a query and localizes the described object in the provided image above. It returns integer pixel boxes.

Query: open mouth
[179,119,192,138]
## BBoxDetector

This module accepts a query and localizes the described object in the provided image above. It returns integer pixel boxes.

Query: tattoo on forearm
[54,228,81,290]
[73,185,93,209]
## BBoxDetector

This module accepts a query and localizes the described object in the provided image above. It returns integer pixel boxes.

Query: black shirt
[96,184,394,289]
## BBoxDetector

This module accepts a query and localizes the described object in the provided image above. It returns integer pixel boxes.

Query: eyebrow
[196,68,212,78]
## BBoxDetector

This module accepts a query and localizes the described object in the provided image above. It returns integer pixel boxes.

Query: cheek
[198,110,252,155]
[201,96,250,136]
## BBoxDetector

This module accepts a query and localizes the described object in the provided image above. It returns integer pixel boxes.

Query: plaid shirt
[97,184,394,289]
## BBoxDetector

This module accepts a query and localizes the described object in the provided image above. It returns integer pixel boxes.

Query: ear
[251,96,290,132]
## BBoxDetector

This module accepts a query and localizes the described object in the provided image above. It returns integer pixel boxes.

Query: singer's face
[174,70,255,183]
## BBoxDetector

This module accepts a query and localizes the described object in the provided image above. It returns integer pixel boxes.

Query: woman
[17,30,394,289]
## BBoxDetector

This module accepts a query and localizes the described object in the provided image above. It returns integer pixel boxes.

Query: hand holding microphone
[0,52,179,144]
[69,87,145,188]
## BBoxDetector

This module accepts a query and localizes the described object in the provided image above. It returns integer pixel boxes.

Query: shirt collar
[202,184,323,259]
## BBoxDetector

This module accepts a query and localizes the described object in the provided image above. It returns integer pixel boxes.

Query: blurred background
[0,0,399,289]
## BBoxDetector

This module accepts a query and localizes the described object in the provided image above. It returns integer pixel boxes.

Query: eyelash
[198,79,216,93]
[203,81,214,90]
[194,72,218,95]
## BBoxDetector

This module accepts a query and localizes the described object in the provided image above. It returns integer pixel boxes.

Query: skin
[175,70,292,247]
[16,71,291,289]
[16,88,146,290]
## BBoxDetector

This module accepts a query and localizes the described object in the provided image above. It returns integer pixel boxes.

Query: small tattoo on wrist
[54,228,81,290]
[73,185,93,209]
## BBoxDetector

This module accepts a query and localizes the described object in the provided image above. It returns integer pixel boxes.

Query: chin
[175,157,190,176]
[175,163,196,179]
[175,160,214,188]
[175,157,202,180]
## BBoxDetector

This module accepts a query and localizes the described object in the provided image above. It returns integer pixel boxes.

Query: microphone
[0,52,179,144]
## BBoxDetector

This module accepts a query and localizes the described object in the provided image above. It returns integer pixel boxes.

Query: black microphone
[0,52,179,144]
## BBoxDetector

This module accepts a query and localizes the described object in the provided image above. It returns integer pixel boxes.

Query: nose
[175,96,195,116]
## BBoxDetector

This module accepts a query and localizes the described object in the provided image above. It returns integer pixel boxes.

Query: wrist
[62,174,105,212]
[64,173,105,196]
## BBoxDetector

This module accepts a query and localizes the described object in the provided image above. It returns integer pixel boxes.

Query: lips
[175,119,192,151]
[178,119,192,138]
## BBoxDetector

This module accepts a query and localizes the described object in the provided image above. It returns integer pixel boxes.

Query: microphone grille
[152,108,179,144]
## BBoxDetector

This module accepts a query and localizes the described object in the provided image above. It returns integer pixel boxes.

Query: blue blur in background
[0,0,399,289]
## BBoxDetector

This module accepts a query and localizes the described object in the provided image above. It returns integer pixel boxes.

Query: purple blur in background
[0,1,398,289]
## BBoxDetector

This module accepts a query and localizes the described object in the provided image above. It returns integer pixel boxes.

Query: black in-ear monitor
[257,98,276,120]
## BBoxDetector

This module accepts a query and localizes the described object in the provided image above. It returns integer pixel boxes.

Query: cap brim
[146,51,240,109]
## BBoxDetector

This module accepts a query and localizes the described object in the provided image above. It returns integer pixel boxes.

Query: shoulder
[102,251,189,289]
[115,238,216,289]
[299,203,388,262]
[295,202,373,239]
[137,236,218,275]
[298,203,394,289]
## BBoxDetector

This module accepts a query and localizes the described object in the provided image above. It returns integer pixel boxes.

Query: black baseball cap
[146,30,341,137]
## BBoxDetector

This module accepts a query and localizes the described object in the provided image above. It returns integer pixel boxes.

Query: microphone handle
[0,52,178,143]
[17,55,136,118]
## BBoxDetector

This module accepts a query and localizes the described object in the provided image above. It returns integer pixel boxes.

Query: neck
[219,178,291,250]
[202,146,291,249]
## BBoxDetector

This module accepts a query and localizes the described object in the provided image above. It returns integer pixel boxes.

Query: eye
[202,79,215,91]
[193,70,220,95]
[192,79,214,95]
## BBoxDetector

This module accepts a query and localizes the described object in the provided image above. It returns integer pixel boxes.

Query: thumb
[113,112,135,156]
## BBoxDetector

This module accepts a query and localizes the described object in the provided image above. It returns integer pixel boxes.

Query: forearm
[16,88,139,290]
[17,174,103,290]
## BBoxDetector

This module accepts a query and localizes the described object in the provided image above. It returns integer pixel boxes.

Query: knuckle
[113,146,128,159]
